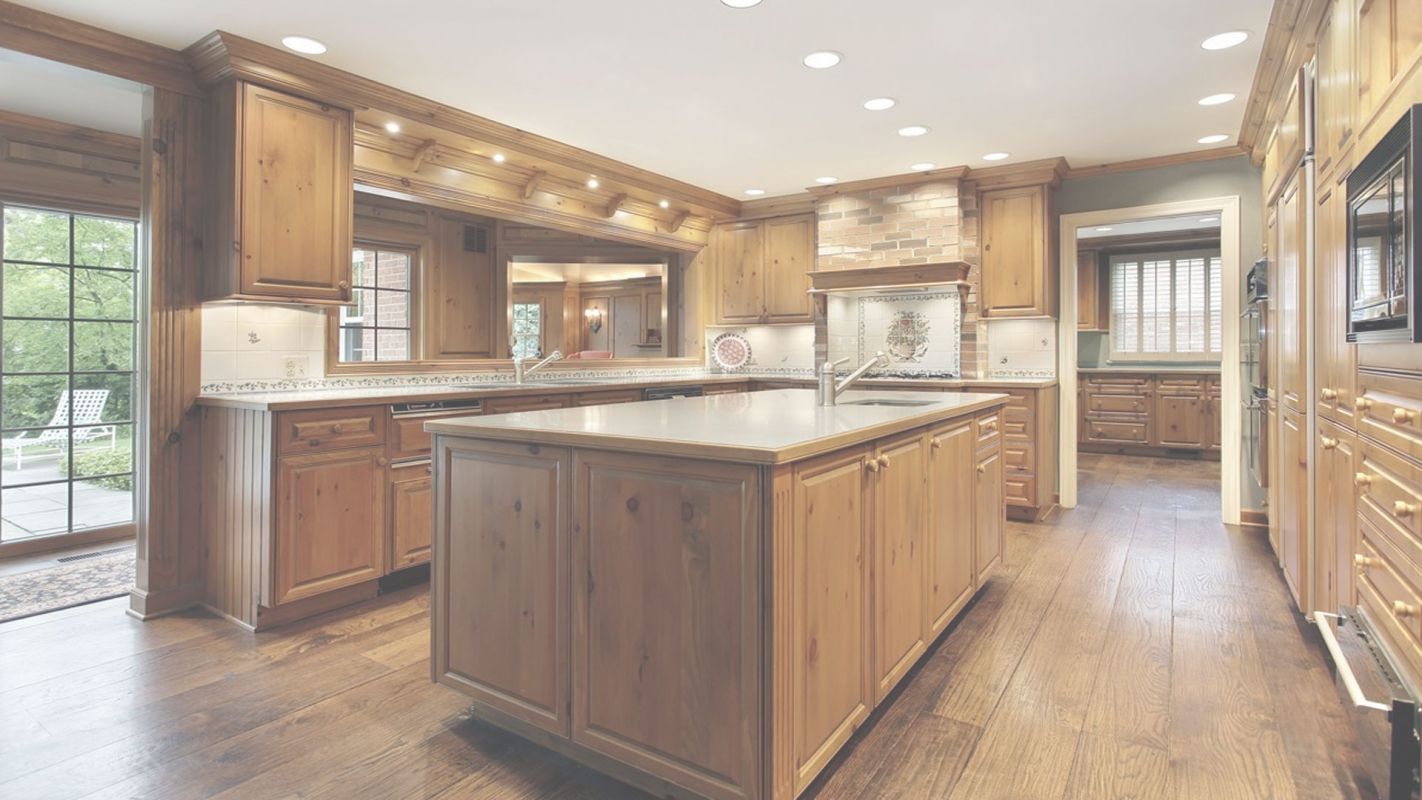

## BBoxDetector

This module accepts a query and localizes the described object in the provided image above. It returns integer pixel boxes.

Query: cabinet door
[762,214,815,323]
[1357,0,1393,120]
[1315,0,1356,176]
[788,446,873,793]
[1154,391,1206,448]
[238,84,353,303]
[1280,408,1309,610]
[715,221,765,324]
[1278,171,1307,413]
[1077,250,1104,330]
[975,445,1005,585]
[435,439,569,735]
[1316,176,1358,427]
[272,446,387,605]
[981,185,1052,318]
[928,421,976,637]
[873,432,929,701]
[429,216,496,358]
[1318,423,1358,615]
[389,460,432,569]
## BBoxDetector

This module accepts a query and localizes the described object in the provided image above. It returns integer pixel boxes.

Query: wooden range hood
[807,260,971,295]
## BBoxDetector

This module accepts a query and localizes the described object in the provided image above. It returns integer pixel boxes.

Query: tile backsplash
[985,318,1056,378]
[703,324,815,373]
[827,288,962,377]
[201,303,328,383]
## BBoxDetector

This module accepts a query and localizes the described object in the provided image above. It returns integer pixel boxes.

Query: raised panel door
[873,432,929,701]
[1278,171,1307,413]
[238,84,352,303]
[272,446,386,605]
[1357,0,1393,121]
[1316,176,1358,427]
[389,460,432,569]
[928,421,976,636]
[1318,422,1358,614]
[763,214,815,323]
[1155,392,1207,448]
[789,446,873,794]
[981,185,1051,317]
[975,445,1005,585]
[429,216,496,358]
[716,222,765,324]
[1280,408,1309,610]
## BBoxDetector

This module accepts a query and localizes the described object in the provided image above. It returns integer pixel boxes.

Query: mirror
[510,261,667,360]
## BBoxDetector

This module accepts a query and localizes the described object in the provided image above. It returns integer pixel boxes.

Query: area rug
[0,548,134,623]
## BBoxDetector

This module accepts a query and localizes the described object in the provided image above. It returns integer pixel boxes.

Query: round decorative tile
[710,332,752,372]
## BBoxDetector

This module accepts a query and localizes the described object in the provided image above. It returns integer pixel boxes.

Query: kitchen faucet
[817,351,889,406]
[513,350,563,384]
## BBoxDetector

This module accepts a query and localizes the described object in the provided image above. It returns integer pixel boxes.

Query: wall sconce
[584,306,603,334]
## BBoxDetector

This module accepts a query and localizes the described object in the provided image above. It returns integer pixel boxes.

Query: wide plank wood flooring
[0,454,1370,799]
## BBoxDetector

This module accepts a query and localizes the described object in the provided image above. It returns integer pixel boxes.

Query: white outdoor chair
[2,390,115,469]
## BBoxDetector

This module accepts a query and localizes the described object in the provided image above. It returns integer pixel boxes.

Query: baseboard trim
[126,581,203,621]
[1239,508,1269,529]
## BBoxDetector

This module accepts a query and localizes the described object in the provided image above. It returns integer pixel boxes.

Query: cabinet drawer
[1356,440,1422,561]
[1086,393,1150,415]
[1002,416,1030,440]
[1002,390,1034,411]
[1357,373,1422,463]
[483,394,571,415]
[1004,443,1033,473]
[572,389,644,407]
[975,412,1002,449]
[702,383,747,395]
[1084,419,1150,444]
[278,407,385,454]
[1084,375,1151,392]
[388,409,482,461]
[1005,475,1035,507]
[1355,523,1422,684]
[1155,376,1208,391]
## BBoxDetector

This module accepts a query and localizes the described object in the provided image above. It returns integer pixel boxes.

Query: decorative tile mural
[827,287,962,377]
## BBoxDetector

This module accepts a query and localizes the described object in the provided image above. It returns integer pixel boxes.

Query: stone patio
[1,451,132,540]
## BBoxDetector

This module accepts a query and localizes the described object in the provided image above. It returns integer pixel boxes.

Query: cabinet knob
[1394,600,1418,619]
[1395,501,1417,518]
[877,455,891,469]
[865,459,880,473]
[976,463,987,474]
[339,280,351,291]
[1321,436,1338,450]
[1393,408,1417,425]
[1356,472,1373,488]
[1320,388,1338,401]
[1356,397,1373,411]
[330,423,344,434]
[1354,553,1377,569]
[930,437,942,450]
[376,456,388,467]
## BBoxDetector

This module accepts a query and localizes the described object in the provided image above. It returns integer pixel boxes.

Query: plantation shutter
[1108,249,1222,361]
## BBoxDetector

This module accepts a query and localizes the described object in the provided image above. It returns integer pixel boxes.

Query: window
[1109,249,1222,361]
[2,205,137,541]
[339,245,413,362]
[511,302,543,360]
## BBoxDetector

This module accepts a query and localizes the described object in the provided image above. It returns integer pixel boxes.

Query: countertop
[195,373,1057,411]
[425,388,1010,464]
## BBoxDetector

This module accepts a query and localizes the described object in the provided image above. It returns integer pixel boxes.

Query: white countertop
[425,388,1009,464]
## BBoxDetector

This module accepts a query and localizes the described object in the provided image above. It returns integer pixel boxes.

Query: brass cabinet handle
[877,455,891,469]
[1321,387,1338,401]
[865,459,880,473]
[330,423,344,434]
[976,463,987,474]
[1320,436,1338,450]
[1354,553,1377,569]
[1356,472,1373,488]
[1393,408,1417,425]
[930,437,942,450]
[339,279,351,291]
[1356,397,1373,411]
[1395,501,1417,518]
[1394,600,1418,619]
[376,456,389,467]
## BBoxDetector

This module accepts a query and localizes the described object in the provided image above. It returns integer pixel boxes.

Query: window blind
[1108,249,1223,361]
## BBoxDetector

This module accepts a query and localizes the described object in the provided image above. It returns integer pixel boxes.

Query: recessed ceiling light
[1095,226,1114,232]
[863,97,896,111]
[744,188,766,196]
[1197,133,1231,144]
[586,177,600,189]
[815,176,839,185]
[1201,31,1250,50]
[898,125,930,137]
[281,36,327,55]
[910,162,936,171]
[982,152,1010,161]
[803,51,843,69]
[1198,93,1236,106]
[721,0,762,7]
[491,152,506,163]
[659,199,671,209]
[384,121,400,134]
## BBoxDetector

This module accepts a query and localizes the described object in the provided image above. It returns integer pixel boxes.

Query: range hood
[807,261,971,296]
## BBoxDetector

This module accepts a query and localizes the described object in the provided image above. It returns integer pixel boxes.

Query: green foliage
[60,442,134,492]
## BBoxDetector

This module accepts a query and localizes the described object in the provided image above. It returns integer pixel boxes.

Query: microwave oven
[1347,104,1422,343]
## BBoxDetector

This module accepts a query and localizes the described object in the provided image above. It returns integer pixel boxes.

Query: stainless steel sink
[841,398,937,407]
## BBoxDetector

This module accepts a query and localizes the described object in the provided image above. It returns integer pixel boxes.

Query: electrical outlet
[283,355,309,378]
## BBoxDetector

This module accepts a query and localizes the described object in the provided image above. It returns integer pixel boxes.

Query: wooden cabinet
[980,184,1055,318]
[1315,0,1357,180]
[871,432,929,701]
[1316,421,1357,615]
[927,420,976,636]
[272,446,387,606]
[1278,169,1308,414]
[206,82,354,304]
[428,215,497,359]
[483,394,571,414]
[974,445,1005,586]
[714,213,814,325]
[1080,372,1220,453]
[1155,381,1208,448]
[389,460,433,569]
[1315,173,1358,427]
[1280,407,1309,609]
[1076,249,1108,330]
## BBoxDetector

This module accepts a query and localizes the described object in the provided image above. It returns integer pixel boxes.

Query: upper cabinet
[1076,249,1108,331]
[713,213,815,325]
[206,82,354,305]
[980,184,1056,318]
[1316,0,1357,179]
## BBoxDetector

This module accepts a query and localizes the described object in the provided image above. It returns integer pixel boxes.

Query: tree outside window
[511,302,543,360]
[340,245,413,362]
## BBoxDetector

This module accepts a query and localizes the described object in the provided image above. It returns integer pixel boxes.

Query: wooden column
[130,87,206,619]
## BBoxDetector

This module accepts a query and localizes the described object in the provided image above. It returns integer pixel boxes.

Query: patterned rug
[0,548,134,623]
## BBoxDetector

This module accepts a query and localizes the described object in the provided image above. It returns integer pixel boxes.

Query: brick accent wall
[815,180,985,377]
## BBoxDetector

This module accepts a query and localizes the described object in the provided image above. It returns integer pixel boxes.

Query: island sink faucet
[817,351,890,406]
[513,350,564,384]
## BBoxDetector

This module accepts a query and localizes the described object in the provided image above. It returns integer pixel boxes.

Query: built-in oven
[1347,103,1422,343]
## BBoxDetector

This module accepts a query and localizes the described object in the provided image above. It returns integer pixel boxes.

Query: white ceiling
[15,0,1270,197]
[1077,212,1221,239]
[0,48,144,135]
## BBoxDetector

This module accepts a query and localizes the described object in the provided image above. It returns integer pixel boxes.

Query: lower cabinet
[871,431,929,701]
[975,443,1005,586]
[272,446,388,606]
[1080,372,1220,453]
[928,420,976,636]
[389,459,433,569]
[1279,407,1309,609]
[1315,421,1356,615]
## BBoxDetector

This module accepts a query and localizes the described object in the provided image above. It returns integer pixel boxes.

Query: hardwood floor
[0,454,1368,799]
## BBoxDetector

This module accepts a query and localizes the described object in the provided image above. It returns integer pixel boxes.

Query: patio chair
[2,390,115,469]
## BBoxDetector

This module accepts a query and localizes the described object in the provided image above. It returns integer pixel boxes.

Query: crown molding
[1065,145,1249,179]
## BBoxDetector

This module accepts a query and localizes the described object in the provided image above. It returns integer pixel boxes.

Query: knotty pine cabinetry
[432,404,1006,799]
[1079,372,1221,453]
[1076,249,1108,331]
[979,184,1056,318]
[205,82,354,304]
[713,213,815,325]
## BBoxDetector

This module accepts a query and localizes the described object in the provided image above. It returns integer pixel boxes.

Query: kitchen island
[426,388,1008,800]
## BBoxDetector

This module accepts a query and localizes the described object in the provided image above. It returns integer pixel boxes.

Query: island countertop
[425,388,1009,464]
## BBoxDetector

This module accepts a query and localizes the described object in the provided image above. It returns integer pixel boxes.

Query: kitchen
[1,0,1420,798]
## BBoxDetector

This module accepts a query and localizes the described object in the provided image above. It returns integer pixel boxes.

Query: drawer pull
[930,437,942,450]
[1320,436,1338,450]
[1394,501,1417,518]
[330,423,344,434]
[1356,397,1373,411]
[1354,553,1377,569]
[1393,601,1419,619]
[981,421,997,432]
[976,463,987,474]
[877,455,891,469]
[1320,387,1338,401]
[865,459,880,473]
[376,456,388,467]
[1393,408,1417,425]
[1356,472,1373,488]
